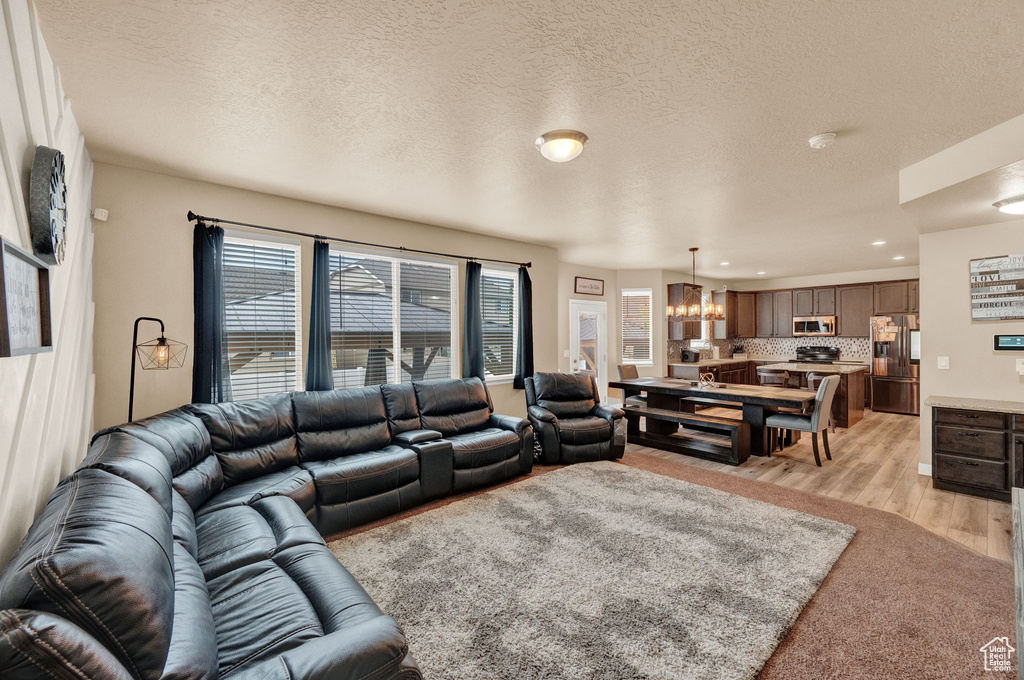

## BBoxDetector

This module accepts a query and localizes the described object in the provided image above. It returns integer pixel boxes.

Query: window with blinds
[621,288,653,364]
[329,250,457,388]
[223,236,302,400]
[481,268,518,381]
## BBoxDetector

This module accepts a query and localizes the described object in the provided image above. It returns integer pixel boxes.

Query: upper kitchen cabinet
[794,287,836,316]
[712,290,738,339]
[755,292,774,337]
[909,280,919,314]
[874,281,910,315]
[837,285,873,337]
[736,292,756,337]
[773,290,794,337]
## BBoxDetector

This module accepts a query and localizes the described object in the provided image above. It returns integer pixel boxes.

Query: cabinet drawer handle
[958,432,980,437]
[956,414,979,419]
[957,460,980,466]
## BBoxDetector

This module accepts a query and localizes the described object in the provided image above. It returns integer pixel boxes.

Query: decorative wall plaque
[969,254,1024,321]
[574,276,604,296]
[29,145,67,265]
[0,238,52,357]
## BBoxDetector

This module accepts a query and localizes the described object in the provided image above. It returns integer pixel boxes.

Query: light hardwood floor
[629,408,1013,562]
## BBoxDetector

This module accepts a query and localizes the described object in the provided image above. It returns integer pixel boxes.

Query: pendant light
[668,248,725,321]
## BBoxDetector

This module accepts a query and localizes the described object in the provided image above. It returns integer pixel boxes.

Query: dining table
[608,377,817,459]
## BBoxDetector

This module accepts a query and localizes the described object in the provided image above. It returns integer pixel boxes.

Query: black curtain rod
[186,211,531,268]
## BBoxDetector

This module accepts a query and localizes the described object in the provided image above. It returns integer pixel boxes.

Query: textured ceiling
[33,0,1024,279]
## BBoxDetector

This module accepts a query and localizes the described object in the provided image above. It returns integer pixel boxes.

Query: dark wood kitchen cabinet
[874,281,910,315]
[794,287,835,317]
[909,280,919,314]
[755,292,774,338]
[773,290,793,337]
[837,285,873,337]
[736,292,756,338]
[793,289,814,317]
[712,290,738,340]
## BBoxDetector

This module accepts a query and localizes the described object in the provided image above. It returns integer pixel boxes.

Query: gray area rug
[328,462,855,680]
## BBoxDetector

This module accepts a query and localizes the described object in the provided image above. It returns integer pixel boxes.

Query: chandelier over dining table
[667,247,725,321]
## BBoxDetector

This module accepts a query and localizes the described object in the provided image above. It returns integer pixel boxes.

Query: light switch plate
[1017,359,1024,376]
[937,356,950,369]
[563,349,570,358]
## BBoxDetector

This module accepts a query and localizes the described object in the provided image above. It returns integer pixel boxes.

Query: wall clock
[28,145,67,266]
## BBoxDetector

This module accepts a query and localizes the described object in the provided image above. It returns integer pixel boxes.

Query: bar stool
[757,368,791,388]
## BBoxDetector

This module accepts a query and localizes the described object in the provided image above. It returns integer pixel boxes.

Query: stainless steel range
[794,346,840,363]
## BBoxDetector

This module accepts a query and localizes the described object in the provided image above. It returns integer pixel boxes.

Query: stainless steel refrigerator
[870,315,920,415]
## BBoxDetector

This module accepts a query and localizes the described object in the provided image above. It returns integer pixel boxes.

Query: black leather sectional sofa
[0,377,533,680]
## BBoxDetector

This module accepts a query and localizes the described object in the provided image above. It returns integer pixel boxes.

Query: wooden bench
[624,406,751,465]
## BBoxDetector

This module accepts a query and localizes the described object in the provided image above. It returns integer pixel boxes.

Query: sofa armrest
[527,405,557,424]
[593,404,625,422]
[489,413,528,434]
[411,439,453,501]
[392,429,442,447]
[229,615,419,680]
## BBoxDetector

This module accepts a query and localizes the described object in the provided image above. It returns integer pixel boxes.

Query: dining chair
[806,371,837,433]
[616,364,647,408]
[764,375,840,466]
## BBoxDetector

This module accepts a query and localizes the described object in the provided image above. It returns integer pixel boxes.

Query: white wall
[91,163,559,429]
[0,0,94,568]
[919,219,1024,467]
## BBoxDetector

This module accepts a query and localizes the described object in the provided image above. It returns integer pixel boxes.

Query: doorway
[569,299,609,401]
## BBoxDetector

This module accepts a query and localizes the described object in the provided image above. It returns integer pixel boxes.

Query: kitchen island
[761,362,868,428]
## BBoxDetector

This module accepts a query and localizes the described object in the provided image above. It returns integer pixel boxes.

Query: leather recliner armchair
[525,372,626,464]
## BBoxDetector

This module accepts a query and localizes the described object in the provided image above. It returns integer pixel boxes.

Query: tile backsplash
[668,337,870,362]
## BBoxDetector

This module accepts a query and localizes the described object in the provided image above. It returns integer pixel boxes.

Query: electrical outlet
[1017,359,1024,376]
[937,356,950,370]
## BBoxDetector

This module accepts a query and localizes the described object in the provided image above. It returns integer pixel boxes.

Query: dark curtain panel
[513,265,534,389]
[305,239,334,391]
[191,223,231,403]
[462,261,485,380]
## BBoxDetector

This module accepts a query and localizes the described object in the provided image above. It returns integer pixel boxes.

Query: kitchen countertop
[669,356,870,368]
[668,358,751,368]
[760,362,869,374]
[925,395,1024,415]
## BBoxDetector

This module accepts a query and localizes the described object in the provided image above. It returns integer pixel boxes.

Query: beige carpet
[326,451,1016,679]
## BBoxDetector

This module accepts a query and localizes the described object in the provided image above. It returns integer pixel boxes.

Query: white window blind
[223,236,302,400]
[621,288,653,364]
[481,268,518,381]
[329,250,457,388]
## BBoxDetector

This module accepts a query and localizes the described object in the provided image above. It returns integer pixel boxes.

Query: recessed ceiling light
[993,195,1024,215]
[720,262,729,266]
[535,129,588,162]
[872,241,886,246]
[808,132,837,149]
[757,271,766,275]
[893,256,905,260]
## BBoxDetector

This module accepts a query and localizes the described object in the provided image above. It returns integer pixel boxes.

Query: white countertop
[760,362,869,374]
[925,395,1024,415]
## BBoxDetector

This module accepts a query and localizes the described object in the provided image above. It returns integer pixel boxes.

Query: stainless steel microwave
[793,316,836,336]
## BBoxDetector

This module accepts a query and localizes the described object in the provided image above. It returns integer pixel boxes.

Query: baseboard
[917,463,932,477]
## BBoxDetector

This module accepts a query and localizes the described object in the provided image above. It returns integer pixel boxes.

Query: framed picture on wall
[575,276,605,296]
[0,238,53,357]
[969,254,1024,321]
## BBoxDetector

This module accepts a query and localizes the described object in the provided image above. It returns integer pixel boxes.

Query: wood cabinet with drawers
[931,405,1023,501]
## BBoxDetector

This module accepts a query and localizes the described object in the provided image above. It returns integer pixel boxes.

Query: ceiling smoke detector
[808,132,837,149]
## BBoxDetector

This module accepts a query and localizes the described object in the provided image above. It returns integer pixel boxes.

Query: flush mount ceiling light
[993,195,1024,215]
[893,256,905,260]
[757,271,766,275]
[872,240,886,246]
[808,132,837,149]
[535,129,588,162]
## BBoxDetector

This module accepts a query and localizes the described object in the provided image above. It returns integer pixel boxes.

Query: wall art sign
[574,276,605,296]
[969,253,1024,321]
[0,238,52,357]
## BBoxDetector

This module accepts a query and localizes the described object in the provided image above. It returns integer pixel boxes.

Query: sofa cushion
[380,383,421,434]
[556,415,613,446]
[413,378,492,436]
[190,394,299,486]
[174,454,225,511]
[82,431,174,517]
[302,446,419,505]
[447,428,521,469]
[0,469,174,680]
[97,409,211,477]
[164,542,218,680]
[197,466,315,518]
[292,388,391,462]
[531,372,597,419]
[171,490,199,557]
